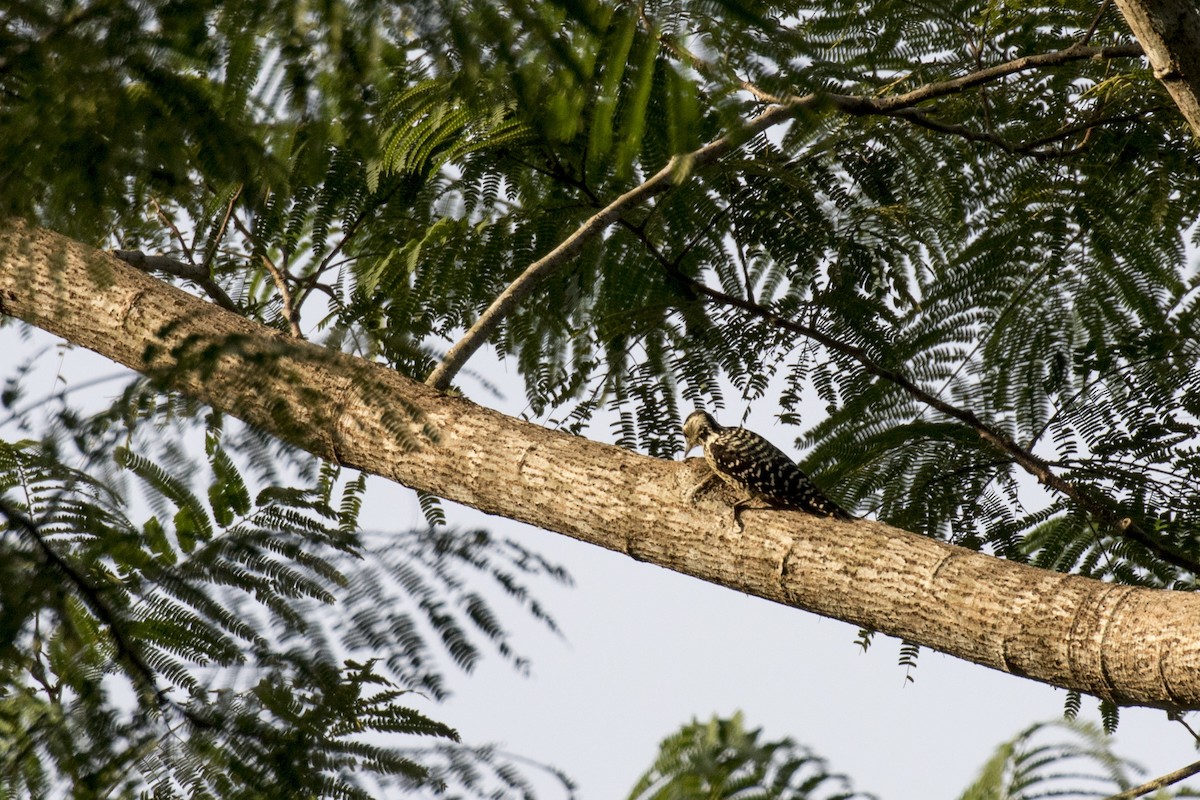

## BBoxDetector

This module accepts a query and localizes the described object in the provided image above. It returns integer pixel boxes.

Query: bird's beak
[683,439,697,457]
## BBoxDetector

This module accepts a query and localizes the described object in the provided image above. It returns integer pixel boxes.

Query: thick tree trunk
[3,218,1200,710]
[1115,0,1200,138]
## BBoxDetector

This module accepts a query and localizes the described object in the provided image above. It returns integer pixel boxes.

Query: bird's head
[682,410,721,456]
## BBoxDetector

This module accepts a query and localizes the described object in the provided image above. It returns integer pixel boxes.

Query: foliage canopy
[2,0,1200,794]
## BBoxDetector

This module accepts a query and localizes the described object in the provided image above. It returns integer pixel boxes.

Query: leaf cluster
[626,711,863,800]
[959,718,1143,800]
[7,0,1200,788]
[0,407,569,797]
[9,0,1200,577]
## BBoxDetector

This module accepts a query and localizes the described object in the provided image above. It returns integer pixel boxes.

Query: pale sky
[425,357,1200,799]
[3,318,1198,799]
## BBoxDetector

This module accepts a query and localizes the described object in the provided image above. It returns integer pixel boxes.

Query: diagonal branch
[113,249,239,312]
[8,218,1200,709]
[1103,756,1200,800]
[425,42,1144,390]
[0,499,163,704]
[1114,0,1200,138]
[424,154,694,389]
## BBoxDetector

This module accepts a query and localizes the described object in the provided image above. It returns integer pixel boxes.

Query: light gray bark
[3,219,1200,710]
[1115,0,1200,137]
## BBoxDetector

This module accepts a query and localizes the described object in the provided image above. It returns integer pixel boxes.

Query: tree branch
[7,218,1200,710]
[1103,756,1200,800]
[112,249,239,312]
[1082,0,1115,46]
[0,498,162,705]
[885,106,1159,158]
[1114,0,1200,138]
[424,154,694,389]
[839,43,1144,113]
[229,213,303,338]
[424,42,1144,390]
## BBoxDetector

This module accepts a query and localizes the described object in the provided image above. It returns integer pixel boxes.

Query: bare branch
[425,42,1143,390]
[229,213,304,338]
[112,249,239,312]
[1103,757,1200,800]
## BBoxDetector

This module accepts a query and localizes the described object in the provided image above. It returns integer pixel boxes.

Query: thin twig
[1082,0,1114,46]
[424,42,1143,390]
[1175,714,1200,743]
[1103,757,1200,800]
[887,106,1144,157]
[201,183,243,271]
[229,214,304,338]
[150,198,196,267]
[0,499,163,704]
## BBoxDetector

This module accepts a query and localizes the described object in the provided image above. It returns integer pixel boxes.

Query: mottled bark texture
[1116,0,1200,137]
[3,218,1200,710]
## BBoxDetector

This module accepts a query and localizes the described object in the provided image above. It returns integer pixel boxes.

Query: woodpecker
[682,410,852,520]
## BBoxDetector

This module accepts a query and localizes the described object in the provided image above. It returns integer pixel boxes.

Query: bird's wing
[710,428,851,519]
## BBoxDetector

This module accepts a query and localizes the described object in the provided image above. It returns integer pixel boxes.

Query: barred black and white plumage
[682,410,853,520]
